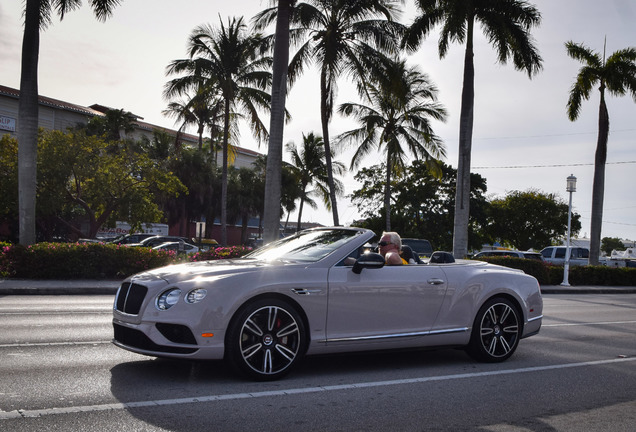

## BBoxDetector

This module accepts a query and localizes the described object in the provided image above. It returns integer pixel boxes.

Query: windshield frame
[244,228,367,263]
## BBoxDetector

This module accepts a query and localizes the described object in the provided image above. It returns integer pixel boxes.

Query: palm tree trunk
[263,0,292,243]
[589,87,609,265]
[221,100,230,246]
[197,122,204,151]
[384,155,392,232]
[452,18,475,259]
[17,0,41,246]
[296,197,305,233]
[320,69,340,226]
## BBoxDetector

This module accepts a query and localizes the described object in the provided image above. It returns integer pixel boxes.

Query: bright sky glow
[1,1,634,243]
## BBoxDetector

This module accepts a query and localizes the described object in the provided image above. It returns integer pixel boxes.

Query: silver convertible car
[113,227,543,380]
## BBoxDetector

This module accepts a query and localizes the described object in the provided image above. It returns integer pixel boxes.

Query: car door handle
[427,278,445,285]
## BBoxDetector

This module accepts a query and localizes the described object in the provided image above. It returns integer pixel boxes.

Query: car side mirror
[352,252,385,274]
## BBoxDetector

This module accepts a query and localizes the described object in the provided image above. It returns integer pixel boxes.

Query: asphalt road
[0,294,635,431]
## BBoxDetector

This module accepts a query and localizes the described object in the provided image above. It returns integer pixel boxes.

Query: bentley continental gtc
[113,227,543,380]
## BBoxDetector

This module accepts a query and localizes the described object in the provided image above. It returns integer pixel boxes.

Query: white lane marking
[542,320,636,327]
[1,357,635,420]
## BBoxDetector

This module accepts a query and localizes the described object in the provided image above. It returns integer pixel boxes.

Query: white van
[540,246,589,266]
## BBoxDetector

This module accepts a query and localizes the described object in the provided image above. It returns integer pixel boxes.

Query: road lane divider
[2,356,635,421]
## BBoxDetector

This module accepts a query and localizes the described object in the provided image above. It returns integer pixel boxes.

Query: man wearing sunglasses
[378,232,407,265]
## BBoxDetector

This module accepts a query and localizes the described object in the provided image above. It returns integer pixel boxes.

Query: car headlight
[185,288,207,304]
[156,288,181,310]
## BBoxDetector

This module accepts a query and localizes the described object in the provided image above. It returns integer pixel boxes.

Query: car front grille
[113,323,198,354]
[115,282,147,315]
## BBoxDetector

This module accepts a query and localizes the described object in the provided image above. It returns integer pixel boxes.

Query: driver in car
[378,232,407,265]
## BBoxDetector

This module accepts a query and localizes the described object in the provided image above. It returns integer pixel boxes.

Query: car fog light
[185,288,207,304]
[156,288,181,310]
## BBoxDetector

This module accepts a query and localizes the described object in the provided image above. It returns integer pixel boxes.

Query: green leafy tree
[352,161,489,251]
[286,133,344,232]
[338,58,447,231]
[163,148,219,238]
[37,130,185,239]
[601,237,626,256]
[488,190,581,251]
[17,0,123,245]
[565,41,636,265]
[254,0,405,226]
[404,0,543,258]
[182,17,272,245]
[228,166,265,244]
[84,108,136,142]
[0,135,19,241]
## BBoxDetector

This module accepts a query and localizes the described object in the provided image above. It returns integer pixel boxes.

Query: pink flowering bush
[0,242,253,279]
[189,246,252,262]
[1,242,174,279]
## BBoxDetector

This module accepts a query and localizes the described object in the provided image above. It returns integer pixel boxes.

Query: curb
[540,285,636,295]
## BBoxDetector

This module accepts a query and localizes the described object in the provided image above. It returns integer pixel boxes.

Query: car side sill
[323,327,469,344]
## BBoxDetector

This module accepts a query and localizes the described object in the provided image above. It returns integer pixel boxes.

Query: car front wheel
[467,297,521,362]
[226,298,306,380]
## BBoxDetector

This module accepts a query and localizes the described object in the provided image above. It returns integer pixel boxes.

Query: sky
[1,0,635,244]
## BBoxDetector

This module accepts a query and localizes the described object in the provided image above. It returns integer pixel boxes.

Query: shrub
[473,256,636,286]
[190,246,252,262]
[1,242,175,279]
[0,242,255,280]
[472,257,551,284]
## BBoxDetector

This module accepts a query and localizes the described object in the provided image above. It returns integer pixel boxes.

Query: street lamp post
[561,174,577,286]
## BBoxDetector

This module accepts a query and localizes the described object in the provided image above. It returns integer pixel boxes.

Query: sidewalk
[0,279,635,295]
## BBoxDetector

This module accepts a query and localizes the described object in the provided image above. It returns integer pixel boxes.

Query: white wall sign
[0,116,16,132]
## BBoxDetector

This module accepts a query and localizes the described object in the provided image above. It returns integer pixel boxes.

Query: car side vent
[115,282,148,315]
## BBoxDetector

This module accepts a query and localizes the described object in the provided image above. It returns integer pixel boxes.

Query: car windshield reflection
[245,229,361,263]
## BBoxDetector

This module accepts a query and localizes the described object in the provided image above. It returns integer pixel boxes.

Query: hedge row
[474,256,636,286]
[3,242,634,285]
[0,242,252,280]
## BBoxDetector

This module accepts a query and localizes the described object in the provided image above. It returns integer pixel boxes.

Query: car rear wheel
[226,298,306,380]
[467,297,521,362]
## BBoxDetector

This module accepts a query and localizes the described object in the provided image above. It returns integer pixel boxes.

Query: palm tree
[565,40,636,265]
[183,17,273,245]
[404,0,542,257]
[164,53,229,152]
[163,89,224,152]
[338,58,447,231]
[254,0,405,226]
[254,0,295,243]
[17,0,122,245]
[286,133,344,232]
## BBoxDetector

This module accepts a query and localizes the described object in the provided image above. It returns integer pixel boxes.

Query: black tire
[466,297,521,362]
[225,298,306,381]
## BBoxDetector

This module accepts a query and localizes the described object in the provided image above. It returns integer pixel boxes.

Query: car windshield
[245,229,362,263]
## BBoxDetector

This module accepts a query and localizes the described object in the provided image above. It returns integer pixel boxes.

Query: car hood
[127,258,302,286]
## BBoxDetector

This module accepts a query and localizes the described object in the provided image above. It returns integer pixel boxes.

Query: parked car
[129,235,190,248]
[113,227,543,381]
[401,238,433,258]
[540,246,589,266]
[152,241,199,255]
[474,250,544,262]
[109,233,157,245]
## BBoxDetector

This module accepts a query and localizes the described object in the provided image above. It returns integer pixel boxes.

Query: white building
[0,84,261,169]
